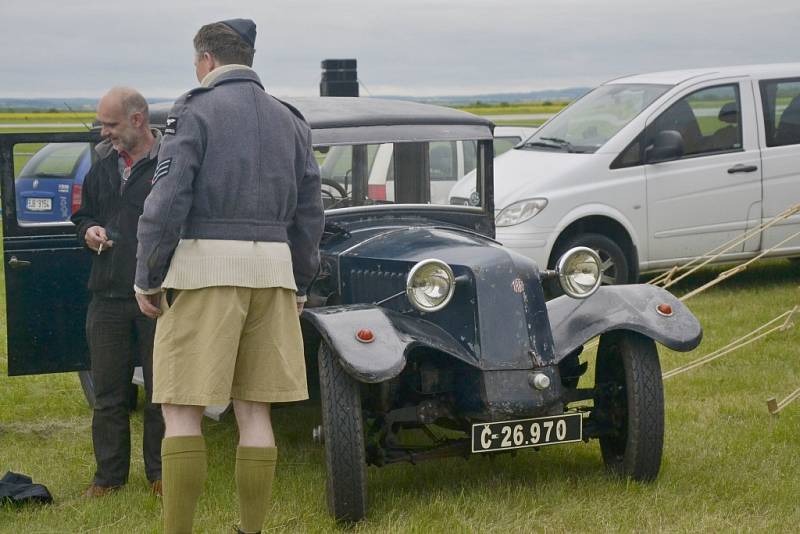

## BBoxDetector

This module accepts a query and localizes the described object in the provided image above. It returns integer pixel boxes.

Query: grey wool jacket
[135,68,324,296]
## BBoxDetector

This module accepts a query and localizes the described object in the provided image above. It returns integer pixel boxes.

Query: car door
[755,76,800,255]
[644,80,762,263]
[2,131,98,375]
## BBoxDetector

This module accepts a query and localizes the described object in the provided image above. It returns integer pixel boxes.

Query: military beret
[219,18,256,48]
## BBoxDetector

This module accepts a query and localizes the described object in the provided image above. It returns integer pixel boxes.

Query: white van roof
[605,63,800,86]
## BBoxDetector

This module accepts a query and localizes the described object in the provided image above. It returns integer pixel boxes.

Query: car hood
[340,225,506,267]
[450,148,596,210]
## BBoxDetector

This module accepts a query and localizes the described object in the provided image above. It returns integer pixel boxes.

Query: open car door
[1,131,99,375]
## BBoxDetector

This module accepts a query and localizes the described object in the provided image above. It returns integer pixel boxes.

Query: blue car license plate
[471,413,583,453]
[26,198,52,211]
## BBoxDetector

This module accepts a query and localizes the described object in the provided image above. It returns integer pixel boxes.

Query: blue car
[15,142,91,225]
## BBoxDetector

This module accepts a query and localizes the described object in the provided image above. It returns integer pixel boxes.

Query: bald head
[101,86,150,124]
[97,86,153,154]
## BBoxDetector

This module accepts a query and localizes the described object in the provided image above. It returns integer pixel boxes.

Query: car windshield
[520,84,671,153]
[18,142,89,179]
[316,139,485,210]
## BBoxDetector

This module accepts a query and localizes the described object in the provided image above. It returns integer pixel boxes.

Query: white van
[450,64,800,283]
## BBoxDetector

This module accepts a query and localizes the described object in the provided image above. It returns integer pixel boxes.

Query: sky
[0,0,798,100]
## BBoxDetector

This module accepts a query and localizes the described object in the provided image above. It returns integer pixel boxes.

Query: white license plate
[471,412,583,453]
[26,198,52,211]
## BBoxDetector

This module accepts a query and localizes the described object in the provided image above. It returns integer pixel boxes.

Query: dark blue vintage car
[1,98,702,522]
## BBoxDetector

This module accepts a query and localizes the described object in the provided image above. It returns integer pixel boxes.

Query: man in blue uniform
[134,19,324,534]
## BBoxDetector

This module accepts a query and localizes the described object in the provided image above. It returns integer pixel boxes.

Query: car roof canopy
[149,97,494,146]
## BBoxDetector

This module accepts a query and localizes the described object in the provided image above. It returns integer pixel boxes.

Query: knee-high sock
[236,446,278,534]
[162,436,207,534]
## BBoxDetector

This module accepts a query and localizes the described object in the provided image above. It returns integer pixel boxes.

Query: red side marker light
[356,329,375,343]
[656,303,673,316]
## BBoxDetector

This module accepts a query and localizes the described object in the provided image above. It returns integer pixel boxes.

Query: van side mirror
[645,130,685,163]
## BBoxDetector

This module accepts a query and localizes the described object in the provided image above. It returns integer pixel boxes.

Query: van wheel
[554,233,630,286]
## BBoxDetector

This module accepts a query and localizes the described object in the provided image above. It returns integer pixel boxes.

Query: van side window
[646,84,742,160]
[760,78,800,147]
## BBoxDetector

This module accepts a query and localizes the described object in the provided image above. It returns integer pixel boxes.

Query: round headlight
[406,259,456,312]
[556,247,602,299]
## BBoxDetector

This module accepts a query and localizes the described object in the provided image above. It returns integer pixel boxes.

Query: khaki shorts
[152,286,308,405]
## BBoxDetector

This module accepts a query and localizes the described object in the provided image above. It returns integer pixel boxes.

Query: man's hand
[136,292,162,319]
[296,301,304,315]
[85,225,114,253]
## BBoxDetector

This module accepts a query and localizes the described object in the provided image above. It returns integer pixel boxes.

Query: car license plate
[471,413,582,453]
[26,198,52,211]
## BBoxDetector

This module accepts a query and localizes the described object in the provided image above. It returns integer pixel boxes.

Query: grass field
[1,254,799,532]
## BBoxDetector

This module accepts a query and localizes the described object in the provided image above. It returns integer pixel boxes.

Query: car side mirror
[645,130,684,163]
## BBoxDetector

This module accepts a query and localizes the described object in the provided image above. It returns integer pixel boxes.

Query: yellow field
[0,112,95,122]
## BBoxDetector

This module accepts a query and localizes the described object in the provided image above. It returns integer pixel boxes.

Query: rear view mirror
[645,130,684,163]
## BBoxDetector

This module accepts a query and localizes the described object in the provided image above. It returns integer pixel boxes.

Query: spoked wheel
[594,331,664,481]
[318,342,367,522]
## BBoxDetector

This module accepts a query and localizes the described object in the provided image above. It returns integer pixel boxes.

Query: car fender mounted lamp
[656,303,673,316]
[356,329,375,343]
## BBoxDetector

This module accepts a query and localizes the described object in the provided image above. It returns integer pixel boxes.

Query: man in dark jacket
[71,86,165,497]
[134,19,323,534]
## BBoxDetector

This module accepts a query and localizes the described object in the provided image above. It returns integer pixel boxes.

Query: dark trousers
[87,296,165,486]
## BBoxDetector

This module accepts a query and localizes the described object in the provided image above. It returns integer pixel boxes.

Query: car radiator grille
[346,268,412,311]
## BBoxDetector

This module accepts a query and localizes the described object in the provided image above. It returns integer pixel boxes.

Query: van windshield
[520,84,671,153]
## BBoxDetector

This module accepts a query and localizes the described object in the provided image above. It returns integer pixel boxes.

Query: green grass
[493,118,547,127]
[454,102,569,116]
[1,258,798,531]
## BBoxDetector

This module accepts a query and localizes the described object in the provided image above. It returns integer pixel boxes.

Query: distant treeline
[1,88,592,111]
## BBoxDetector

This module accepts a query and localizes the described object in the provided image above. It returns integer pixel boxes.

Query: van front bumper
[496,227,551,268]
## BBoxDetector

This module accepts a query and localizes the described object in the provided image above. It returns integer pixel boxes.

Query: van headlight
[406,259,456,312]
[495,198,548,227]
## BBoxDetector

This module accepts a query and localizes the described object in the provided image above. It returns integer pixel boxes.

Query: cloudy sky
[1,0,797,99]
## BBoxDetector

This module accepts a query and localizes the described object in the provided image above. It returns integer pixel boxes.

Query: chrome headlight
[406,259,456,312]
[495,198,548,227]
[556,247,602,299]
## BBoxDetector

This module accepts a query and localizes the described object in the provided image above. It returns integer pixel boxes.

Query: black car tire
[595,330,664,481]
[78,370,139,412]
[553,232,630,286]
[318,342,367,522]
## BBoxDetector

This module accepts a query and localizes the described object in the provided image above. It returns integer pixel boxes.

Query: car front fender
[302,304,477,383]
[546,285,702,362]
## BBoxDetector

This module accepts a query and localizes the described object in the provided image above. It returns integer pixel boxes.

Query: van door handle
[727,164,758,174]
[8,256,31,269]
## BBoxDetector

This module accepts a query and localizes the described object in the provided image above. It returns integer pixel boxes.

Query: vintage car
[0,98,702,522]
